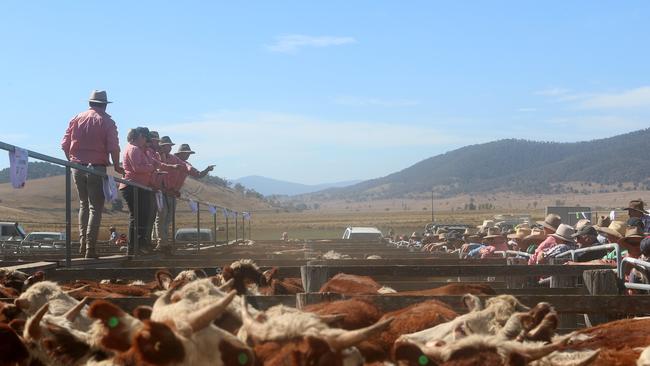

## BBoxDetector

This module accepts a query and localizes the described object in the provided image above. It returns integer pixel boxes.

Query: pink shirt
[61,108,120,165]
[166,158,201,192]
[119,143,155,189]
[528,236,557,265]
[145,148,165,190]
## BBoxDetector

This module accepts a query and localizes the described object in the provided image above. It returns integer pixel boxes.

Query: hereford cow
[90,291,255,366]
[221,259,303,295]
[318,273,396,295]
[239,297,393,366]
[14,281,93,330]
[397,295,530,345]
[304,298,384,330]
[390,283,496,296]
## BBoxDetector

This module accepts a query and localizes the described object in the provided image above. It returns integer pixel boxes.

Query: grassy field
[1,175,646,241]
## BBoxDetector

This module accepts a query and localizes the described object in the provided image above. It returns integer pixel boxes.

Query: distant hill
[0,162,65,184]
[308,128,650,200]
[232,175,362,196]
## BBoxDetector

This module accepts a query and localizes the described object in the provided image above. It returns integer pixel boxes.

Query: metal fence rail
[0,140,251,266]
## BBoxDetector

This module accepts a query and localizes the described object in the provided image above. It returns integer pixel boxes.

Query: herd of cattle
[1,261,649,366]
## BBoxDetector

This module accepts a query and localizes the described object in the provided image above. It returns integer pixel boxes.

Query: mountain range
[232,175,362,196]
[306,128,650,200]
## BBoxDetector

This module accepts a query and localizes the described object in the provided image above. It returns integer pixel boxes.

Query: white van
[342,227,383,241]
[175,228,213,242]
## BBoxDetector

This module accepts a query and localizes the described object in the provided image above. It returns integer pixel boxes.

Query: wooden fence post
[583,269,620,326]
[300,265,330,293]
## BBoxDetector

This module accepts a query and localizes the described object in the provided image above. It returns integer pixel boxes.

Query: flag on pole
[208,205,217,215]
[9,147,28,189]
[609,210,616,221]
[581,212,588,219]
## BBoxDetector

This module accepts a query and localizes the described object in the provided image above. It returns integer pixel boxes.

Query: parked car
[175,228,213,243]
[0,222,26,241]
[342,227,383,241]
[18,232,66,253]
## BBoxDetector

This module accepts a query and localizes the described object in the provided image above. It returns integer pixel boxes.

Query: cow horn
[27,303,49,340]
[520,337,568,361]
[65,285,90,296]
[64,297,89,322]
[218,278,234,292]
[240,297,268,341]
[327,317,394,350]
[318,313,345,325]
[187,290,236,332]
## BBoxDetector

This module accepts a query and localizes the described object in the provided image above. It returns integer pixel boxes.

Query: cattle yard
[1,239,647,365]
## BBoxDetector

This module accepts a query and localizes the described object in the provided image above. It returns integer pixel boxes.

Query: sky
[1,1,649,185]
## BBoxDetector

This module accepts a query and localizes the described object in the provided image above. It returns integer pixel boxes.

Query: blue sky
[1,1,649,184]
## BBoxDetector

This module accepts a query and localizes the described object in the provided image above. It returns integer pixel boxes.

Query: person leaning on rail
[61,90,124,258]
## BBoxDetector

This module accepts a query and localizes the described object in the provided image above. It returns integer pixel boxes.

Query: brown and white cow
[240,297,393,366]
[318,273,396,295]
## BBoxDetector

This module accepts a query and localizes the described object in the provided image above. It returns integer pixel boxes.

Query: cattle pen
[2,238,645,324]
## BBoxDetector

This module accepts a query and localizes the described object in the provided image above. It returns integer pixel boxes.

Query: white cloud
[266,34,356,53]
[536,86,650,109]
[535,87,571,97]
[578,86,650,109]
[333,96,420,107]
[161,111,454,155]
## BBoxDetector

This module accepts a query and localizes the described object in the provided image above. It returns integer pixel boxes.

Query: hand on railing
[113,163,125,175]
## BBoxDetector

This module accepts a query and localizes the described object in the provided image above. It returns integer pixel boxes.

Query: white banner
[103,175,119,202]
[9,147,28,189]
[188,199,198,213]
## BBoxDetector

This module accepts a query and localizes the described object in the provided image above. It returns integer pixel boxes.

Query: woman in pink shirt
[120,127,156,255]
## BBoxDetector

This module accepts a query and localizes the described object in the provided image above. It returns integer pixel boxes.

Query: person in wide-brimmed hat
[623,200,650,233]
[570,225,607,262]
[477,227,509,258]
[529,219,571,265]
[595,221,626,243]
[537,214,562,234]
[61,90,124,258]
[618,226,646,258]
[534,224,577,263]
[507,227,532,251]
[477,220,495,234]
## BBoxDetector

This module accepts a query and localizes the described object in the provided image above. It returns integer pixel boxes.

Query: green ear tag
[108,316,120,328]
[238,352,249,365]
[418,355,429,365]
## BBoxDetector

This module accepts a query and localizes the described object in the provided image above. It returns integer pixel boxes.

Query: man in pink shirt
[61,90,124,258]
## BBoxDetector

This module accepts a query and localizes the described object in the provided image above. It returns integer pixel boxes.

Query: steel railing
[0,140,251,266]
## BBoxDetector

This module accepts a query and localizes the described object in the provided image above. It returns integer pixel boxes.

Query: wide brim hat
[523,230,546,243]
[175,143,196,154]
[623,200,649,215]
[88,90,112,104]
[477,220,495,229]
[618,227,646,247]
[508,228,532,240]
[536,214,562,232]
[595,221,626,239]
[550,224,576,243]
[483,227,504,240]
[159,136,175,146]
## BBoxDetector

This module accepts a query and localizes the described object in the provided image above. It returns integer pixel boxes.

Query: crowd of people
[391,199,650,269]
[61,90,214,258]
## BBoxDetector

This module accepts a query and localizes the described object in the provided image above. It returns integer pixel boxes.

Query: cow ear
[394,342,436,366]
[219,339,255,366]
[134,321,185,365]
[222,266,235,280]
[155,270,174,290]
[462,294,483,312]
[133,306,153,321]
[88,300,133,352]
[305,337,331,361]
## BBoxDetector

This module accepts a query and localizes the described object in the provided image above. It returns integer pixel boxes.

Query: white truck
[342,227,383,241]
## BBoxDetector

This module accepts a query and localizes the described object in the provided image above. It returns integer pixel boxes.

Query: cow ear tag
[418,355,429,365]
[238,352,249,365]
[108,316,120,328]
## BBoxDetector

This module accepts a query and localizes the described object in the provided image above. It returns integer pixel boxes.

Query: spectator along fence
[0,140,251,266]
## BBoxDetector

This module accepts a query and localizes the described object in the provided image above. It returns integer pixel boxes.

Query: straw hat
[594,216,611,229]
[435,228,448,235]
[571,225,597,238]
[575,219,591,231]
[595,221,626,239]
[515,222,531,230]
[89,90,112,104]
[507,227,532,240]
[537,214,562,232]
[483,227,504,239]
[550,224,576,243]
[523,228,546,243]
[477,220,495,230]
[175,144,196,154]
[463,227,478,236]
[618,226,645,247]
